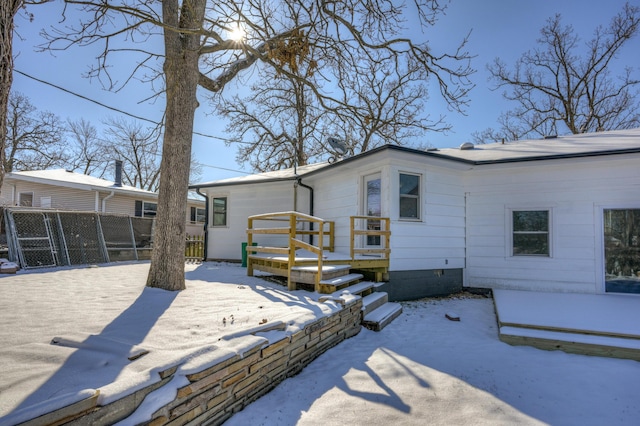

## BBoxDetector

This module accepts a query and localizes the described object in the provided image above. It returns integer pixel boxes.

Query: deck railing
[246,211,390,291]
[350,215,391,259]
[246,211,334,290]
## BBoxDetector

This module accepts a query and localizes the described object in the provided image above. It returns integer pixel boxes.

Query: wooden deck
[494,289,640,361]
[245,212,390,292]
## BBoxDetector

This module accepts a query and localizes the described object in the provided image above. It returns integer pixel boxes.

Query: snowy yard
[1,262,639,425]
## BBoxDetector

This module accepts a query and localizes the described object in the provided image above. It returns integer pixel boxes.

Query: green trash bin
[241,242,257,267]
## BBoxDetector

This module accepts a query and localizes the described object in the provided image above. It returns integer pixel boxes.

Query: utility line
[14,68,252,175]
[14,68,250,145]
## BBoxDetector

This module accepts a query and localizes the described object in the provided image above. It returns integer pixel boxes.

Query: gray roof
[431,127,640,163]
[191,128,640,189]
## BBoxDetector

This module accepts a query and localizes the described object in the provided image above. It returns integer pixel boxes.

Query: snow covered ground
[1,262,639,425]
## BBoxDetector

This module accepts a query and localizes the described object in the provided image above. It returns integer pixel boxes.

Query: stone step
[362,302,403,332]
[361,292,388,317]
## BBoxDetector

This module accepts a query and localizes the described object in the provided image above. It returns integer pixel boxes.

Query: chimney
[114,160,123,187]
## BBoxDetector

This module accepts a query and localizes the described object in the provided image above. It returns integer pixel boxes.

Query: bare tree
[1,1,51,188]
[43,0,474,291]
[66,117,110,176]
[333,53,449,153]
[4,91,67,172]
[477,3,640,143]
[103,116,162,191]
[218,73,327,172]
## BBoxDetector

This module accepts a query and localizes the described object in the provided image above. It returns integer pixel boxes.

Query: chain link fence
[3,208,154,269]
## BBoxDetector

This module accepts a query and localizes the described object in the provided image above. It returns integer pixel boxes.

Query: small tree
[476,3,640,143]
[4,92,67,172]
[66,117,110,176]
[103,117,162,191]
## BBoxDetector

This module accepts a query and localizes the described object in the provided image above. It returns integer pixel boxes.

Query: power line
[14,69,251,145]
[13,68,253,176]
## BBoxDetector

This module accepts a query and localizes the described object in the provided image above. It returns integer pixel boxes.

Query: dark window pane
[400,174,419,195]
[513,210,548,232]
[400,197,418,219]
[213,197,227,226]
[513,233,549,255]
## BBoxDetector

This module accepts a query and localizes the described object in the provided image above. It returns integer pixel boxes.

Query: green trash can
[241,242,257,267]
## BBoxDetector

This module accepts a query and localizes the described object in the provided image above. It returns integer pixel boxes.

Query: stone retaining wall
[31,297,362,426]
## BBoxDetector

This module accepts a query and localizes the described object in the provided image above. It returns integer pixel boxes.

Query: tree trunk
[0,1,22,193]
[146,0,206,291]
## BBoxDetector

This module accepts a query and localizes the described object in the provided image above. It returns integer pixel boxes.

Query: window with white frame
[135,200,157,218]
[18,192,33,207]
[212,197,227,227]
[512,210,550,256]
[190,206,206,224]
[399,173,420,220]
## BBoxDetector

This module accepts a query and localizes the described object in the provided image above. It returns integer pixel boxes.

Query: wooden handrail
[246,211,333,291]
[350,215,391,260]
[246,212,390,291]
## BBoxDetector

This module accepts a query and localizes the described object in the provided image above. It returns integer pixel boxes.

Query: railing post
[247,217,254,276]
[288,213,296,290]
[350,216,355,260]
[315,219,324,292]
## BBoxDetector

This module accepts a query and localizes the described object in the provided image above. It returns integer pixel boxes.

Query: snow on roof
[7,169,155,195]
[191,128,640,188]
[431,127,640,163]
[193,161,330,187]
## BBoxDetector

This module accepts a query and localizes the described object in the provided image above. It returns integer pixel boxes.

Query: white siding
[309,152,467,272]
[204,181,297,260]
[464,155,640,293]
[1,181,97,210]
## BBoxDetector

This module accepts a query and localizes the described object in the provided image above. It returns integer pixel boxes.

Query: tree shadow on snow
[7,286,177,419]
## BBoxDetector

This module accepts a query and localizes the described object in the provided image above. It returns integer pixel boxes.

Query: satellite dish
[328,137,348,156]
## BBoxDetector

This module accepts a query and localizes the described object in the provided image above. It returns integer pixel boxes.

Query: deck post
[247,217,254,276]
[315,220,324,292]
[287,214,297,290]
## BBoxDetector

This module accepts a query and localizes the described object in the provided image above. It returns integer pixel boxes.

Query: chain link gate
[4,208,155,269]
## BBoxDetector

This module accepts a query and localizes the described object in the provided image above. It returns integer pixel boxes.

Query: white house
[190,128,640,300]
[1,165,206,237]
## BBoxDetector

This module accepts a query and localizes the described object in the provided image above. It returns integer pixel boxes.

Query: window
[364,174,381,246]
[190,206,206,224]
[399,173,420,220]
[135,200,157,218]
[212,197,227,227]
[18,192,33,207]
[512,210,549,256]
[604,208,640,293]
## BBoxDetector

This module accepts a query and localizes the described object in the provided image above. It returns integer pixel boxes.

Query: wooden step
[290,264,352,285]
[499,326,640,361]
[330,281,375,298]
[318,273,364,294]
[362,292,388,317]
[362,302,403,332]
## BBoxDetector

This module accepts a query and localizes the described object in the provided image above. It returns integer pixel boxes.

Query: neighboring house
[0,165,206,237]
[190,128,640,300]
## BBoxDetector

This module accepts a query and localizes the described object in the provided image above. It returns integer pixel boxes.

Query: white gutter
[101,191,115,212]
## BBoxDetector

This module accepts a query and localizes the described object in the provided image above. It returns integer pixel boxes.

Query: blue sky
[11,0,640,182]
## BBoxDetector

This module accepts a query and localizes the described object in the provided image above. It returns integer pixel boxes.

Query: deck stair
[330,281,403,332]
